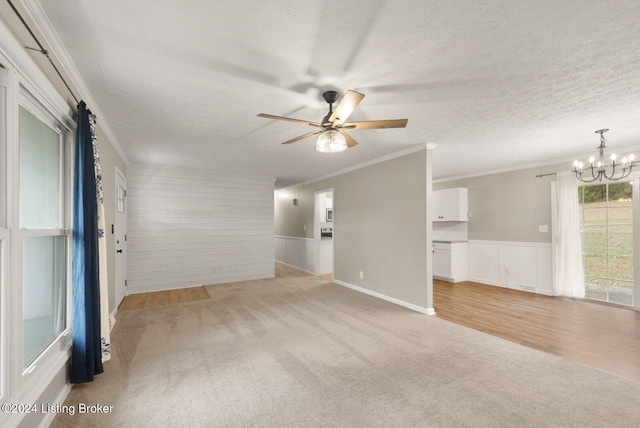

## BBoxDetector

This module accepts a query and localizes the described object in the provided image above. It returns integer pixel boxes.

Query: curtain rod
[7,0,80,105]
[536,172,557,178]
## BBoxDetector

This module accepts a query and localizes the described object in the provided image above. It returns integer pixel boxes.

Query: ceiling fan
[258,90,408,153]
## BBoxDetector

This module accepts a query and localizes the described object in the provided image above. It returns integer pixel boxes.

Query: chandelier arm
[574,167,602,183]
[604,162,616,180]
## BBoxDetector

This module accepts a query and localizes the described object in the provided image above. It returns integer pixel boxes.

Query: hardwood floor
[434,279,640,383]
[118,286,210,311]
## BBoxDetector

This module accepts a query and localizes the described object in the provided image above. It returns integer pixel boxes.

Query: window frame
[10,82,73,400]
[0,62,13,408]
[0,20,77,425]
[578,179,636,306]
[0,231,9,405]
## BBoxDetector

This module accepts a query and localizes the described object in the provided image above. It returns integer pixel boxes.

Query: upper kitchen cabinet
[433,188,468,222]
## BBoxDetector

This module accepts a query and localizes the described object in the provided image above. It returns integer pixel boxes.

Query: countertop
[433,240,468,243]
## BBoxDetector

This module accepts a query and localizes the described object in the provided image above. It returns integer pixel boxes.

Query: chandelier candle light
[572,129,636,183]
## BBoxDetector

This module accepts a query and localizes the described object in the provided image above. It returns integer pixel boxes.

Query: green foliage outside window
[578,182,633,305]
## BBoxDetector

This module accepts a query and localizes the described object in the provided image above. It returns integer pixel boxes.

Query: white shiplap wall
[127,164,275,293]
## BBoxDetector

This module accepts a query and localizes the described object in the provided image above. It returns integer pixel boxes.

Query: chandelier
[572,129,636,183]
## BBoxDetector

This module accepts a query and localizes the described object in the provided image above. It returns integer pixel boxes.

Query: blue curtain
[70,101,104,383]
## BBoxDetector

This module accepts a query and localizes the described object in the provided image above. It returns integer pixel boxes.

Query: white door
[115,168,127,308]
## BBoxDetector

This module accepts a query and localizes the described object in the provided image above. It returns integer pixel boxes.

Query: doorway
[578,181,634,306]
[314,189,334,279]
[115,168,127,309]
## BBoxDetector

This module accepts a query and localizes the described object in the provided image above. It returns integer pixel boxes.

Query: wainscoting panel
[275,235,316,274]
[468,241,502,286]
[127,164,275,293]
[468,240,552,295]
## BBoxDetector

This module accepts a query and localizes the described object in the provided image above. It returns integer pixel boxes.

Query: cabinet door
[433,249,451,278]
[439,189,456,220]
[434,188,468,222]
[432,191,443,221]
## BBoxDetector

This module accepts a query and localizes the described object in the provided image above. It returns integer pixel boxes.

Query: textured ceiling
[31,0,640,188]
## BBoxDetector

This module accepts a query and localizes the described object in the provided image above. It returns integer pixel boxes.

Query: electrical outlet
[359,271,364,279]
[303,224,306,231]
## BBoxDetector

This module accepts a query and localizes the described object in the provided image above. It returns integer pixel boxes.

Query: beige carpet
[52,264,640,427]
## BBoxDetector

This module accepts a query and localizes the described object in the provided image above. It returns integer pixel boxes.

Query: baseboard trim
[274,260,315,276]
[109,309,117,331]
[38,383,72,428]
[333,279,435,315]
[468,278,507,288]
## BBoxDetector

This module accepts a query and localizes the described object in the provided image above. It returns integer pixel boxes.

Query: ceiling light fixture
[572,129,636,183]
[315,129,347,153]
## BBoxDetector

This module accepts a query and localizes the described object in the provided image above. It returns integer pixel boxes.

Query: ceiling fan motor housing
[322,90,340,104]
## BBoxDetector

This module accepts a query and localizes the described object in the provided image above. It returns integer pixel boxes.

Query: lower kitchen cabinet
[432,241,468,282]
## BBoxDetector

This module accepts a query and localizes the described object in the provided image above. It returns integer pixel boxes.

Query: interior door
[115,168,127,308]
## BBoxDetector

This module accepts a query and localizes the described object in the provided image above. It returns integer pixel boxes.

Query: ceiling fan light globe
[315,130,348,153]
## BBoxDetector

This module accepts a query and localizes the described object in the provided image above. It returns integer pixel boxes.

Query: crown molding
[434,140,640,184]
[0,16,72,127]
[21,0,129,165]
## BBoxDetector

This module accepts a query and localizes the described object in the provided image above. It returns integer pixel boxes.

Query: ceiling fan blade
[282,130,323,145]
[342,119,408,130]
[258,113,322,127]
[339,130,359,148]
[328,90,365,126]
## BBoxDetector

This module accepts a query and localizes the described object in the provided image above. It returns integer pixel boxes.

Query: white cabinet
[433,244,451,278]
[433,188,468,222]
[432,241,468,282]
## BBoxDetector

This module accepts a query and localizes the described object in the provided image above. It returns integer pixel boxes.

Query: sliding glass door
[578,182,633,306]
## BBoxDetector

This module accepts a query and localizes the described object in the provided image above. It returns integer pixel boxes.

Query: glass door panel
[579,182,634,306]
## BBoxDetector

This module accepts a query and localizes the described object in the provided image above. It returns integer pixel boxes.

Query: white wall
[127,164,275,293]
[274,149,432,313]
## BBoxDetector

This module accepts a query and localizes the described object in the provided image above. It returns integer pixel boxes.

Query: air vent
[509,282,536,293]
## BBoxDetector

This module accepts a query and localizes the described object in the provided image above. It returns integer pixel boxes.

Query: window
[22,236,66,367]
[18,104,70,368]
[1,33,74,426]
[117,182,125,213]
[19,105,61,228]
[578,182,634,306]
